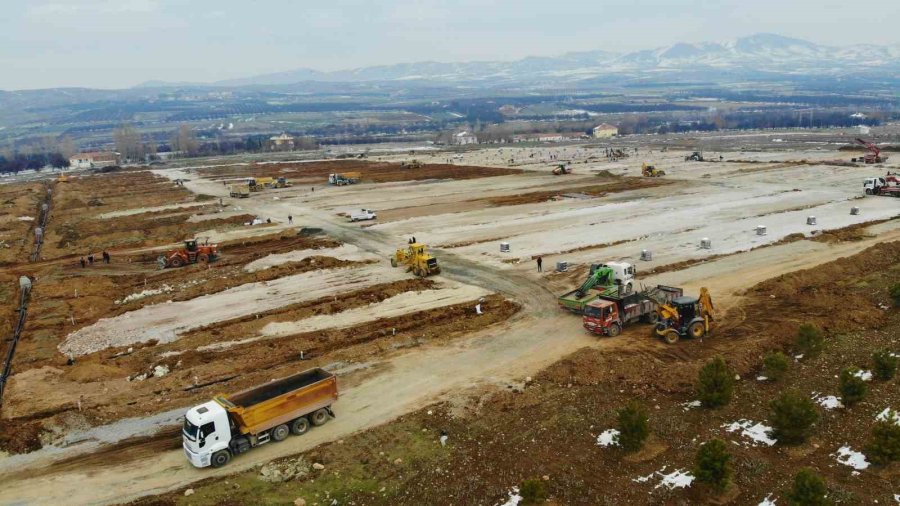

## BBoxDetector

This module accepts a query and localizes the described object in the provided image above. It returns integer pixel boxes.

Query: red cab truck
[583,285,683,336]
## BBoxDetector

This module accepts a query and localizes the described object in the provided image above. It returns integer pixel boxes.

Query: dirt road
[1,168,896,505]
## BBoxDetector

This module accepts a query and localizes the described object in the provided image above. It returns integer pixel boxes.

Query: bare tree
[114,123,144,162]
[171,125,199,157]
[60,135,77,158]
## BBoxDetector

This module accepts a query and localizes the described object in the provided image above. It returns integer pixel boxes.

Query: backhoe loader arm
[698,287,715,319]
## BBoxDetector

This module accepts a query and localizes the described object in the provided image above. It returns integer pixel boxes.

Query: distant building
[269,133,295,150]
[592,123,618,138]
[510,132,586,143]
[453,131,478,145]
[69,151,119,169]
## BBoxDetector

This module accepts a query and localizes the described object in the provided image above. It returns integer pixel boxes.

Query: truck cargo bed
[229,368,332,408]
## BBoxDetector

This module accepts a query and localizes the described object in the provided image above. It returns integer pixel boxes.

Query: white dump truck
[183,368,338,468]
[350,209,377,222]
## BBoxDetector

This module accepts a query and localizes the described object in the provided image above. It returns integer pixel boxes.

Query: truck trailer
[583,285,683,336]
[183,368,338,468]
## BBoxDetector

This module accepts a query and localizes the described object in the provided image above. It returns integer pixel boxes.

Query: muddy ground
[140,241,900,506]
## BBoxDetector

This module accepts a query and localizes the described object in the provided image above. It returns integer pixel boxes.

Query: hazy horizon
[2,0,899,91]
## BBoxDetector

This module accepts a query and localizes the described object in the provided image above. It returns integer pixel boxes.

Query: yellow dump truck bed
[216,368,337,435]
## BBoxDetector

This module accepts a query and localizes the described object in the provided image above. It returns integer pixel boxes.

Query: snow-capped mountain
[142,34,899,88]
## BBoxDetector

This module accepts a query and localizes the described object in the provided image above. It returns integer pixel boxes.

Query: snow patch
[834,446,870,470]
[758,494,777,506]
[681,400,702,411]
[756,376,768,381]
[116,285,174,305]
[853,370,873,381]
[811,392,843,410]
[632,466,694,490]
[16,216,34,221]
[496,487,522,506]
[875,408,900,425]
[596,428,620,447]
[723,420,776,446]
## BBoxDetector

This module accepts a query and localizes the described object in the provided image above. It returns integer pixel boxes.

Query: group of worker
[79,251,110,268]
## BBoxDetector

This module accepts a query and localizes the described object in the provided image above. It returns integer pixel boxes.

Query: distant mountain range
[138,33,900,88]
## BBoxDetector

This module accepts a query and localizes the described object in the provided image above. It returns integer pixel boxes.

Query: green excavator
[557,265,628,314]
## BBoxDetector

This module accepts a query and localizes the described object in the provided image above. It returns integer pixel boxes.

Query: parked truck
[183,368,338,468]
[558,261,636,314]
[864,174,900,197]
[328,172,361,186]
[350,208,377,221]
[583,285,683,336]
[229,183,250,198]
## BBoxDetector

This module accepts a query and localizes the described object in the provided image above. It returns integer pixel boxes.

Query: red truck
[583,285,683,336]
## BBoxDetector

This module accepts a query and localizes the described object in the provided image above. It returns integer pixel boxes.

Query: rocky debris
[293,499,307,506]
[184,489,194,496]
[312,462,325,470]
[258,457,311,483]
[152,365,170,377]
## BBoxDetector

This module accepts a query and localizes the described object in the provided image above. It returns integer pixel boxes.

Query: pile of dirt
[480,177,671,207]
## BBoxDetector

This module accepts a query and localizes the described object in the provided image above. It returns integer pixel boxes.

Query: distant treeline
[0,152,69,174]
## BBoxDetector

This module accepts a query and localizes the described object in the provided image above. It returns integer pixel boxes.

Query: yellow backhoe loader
[642,163,666,177]
[654,287,715,344]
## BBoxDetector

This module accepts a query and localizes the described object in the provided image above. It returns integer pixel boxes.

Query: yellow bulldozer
[654,287,715,344]
[642,163,666,177]
[391,242,440,277]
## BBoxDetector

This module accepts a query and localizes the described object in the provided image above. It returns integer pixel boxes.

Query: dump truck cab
[583,299,619,335]
[183,400,232,468]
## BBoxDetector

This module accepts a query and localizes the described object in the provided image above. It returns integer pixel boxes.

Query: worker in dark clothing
[79,257,86,268]
[87,254,94,265]
[536,256,543,273]
[288,215,293,224]
[102,251,110,264]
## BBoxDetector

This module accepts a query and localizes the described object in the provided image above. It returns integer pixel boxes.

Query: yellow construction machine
[391,243,440,277]
[654,287,715,344]
[641,163,666,177]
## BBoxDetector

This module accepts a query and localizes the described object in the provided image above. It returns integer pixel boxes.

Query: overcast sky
[1,0,898,90]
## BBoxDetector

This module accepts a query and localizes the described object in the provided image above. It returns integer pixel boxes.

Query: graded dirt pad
[0,180,45,265]
[142,241,900,506]
[478,176,672,207]
[40,171,244,259]
[196,159,522,184]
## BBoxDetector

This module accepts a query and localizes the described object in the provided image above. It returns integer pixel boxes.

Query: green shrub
[770,390,819,445]
[762,351,791,381]
[694,439,732,493]
[616,401,650,453]
[696,356,734,408]
[865,416,900,465]
[795,324,824,358]
[890,282,900,306]
[872,350,897,381]
[519,478,548,504]
[787,468,829,506]
[838,368,867,407]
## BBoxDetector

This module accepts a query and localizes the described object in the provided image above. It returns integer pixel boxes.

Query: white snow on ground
[16,216,34,221]
[632,467,694,490]
[596,429,620,447]
[834,446,870,470]
[496,488,522,506]
[243,244,378,272]
[756,375,768,381]
[875,408,900,425]
[115,285,174,305]
[723,420,777,446]
[681,400,702,411]
[811,393,843,410]
[758,494,777,506]
[853,370,873,381]
[98,201,207,219]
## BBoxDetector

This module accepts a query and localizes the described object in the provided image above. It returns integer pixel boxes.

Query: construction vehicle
[229,183,250,198]
[864,173,900,197]
[254,177,276,188]
[350,209,377,221]
[158,239,219,268]
[583,285,683,336]
[641,163,666,177]
[328,172,361,186]
[183,368,338,468]
[401,160,422,169]
[274,177,292,188]
[558,262,636,314]
[245,178,264,192]
[654,287,715,344]
[852,138,888,164]
[57,172,69,183]
[552,164,572,175]
[685,151,704,162]
[391,242,440,277]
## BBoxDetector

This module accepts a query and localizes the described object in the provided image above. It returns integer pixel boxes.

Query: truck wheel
[198,254,209,263]
[290,417,310,435]
[310,408,330,426]
[663,330,680,344]
[643,311,660,324]
[272,424,290,442]
[688,321,706,339]
[170,257,184,268]
[390,258,398,267]
[211,450,231,468]
[607,323,622,337]
[865,189,873,195]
